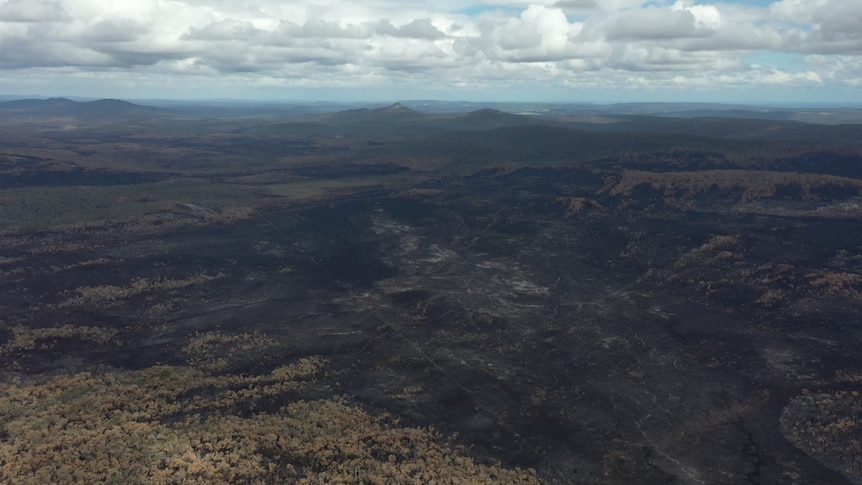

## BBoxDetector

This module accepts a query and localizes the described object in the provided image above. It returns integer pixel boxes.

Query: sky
[0,0,860,104]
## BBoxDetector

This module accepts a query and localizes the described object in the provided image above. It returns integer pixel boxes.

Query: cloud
[499,18,542,49]
[280,19,371,39]
[458,5,591,62]
[554,0,598,10]
[806,54,862,86]
[0,38,111,68]
[769,0,829,23]
[811,0,862,43]
[185,20,266,41]
[0,0,859,99]
[604,7,703,40]
[671,1,720,30]
[739,65,822,86]
[377,18,446,39]
[83,17,148,42]
[0,0,66,22]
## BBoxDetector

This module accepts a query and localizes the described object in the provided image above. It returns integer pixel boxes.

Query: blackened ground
[2,167,861,484]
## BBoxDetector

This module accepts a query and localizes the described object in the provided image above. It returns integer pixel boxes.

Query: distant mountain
[443,108,539,130]
[316,104,545,137]
[324,103,427,126]
[557,114,862,148]
[0,97,77,110]
[0,98,167,120]
[375,102,413,114]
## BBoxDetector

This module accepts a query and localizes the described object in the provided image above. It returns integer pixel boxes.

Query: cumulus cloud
[0,0,859,98]
[279,19,371,39]
[604,7,704,40]
[671,1,720,30]
[0,0,66,22]
[377,18,446,39]
[806,54,862,86]
[554,0,598,10]
[769,0,829,23]
[457,5,591,62]
[614,45,740,72]
[185,20,266,41]
[811,0,862,43]
[83,17,148,42]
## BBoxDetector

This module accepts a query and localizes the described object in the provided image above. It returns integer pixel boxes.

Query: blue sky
[0,0,859,104]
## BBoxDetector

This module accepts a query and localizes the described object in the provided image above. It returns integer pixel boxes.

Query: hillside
[0,97,167,121]
[1,101,862,483]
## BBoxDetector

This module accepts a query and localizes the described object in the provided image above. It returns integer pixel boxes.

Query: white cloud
[745,66,822,86]
[811,0,862,43]
[83,17,147,42]
[280,19,371,39]
[769,0,829,23]
[806,54,862,86]
[499,16,543,49]
[0,0,859,100]
[184,20,265,41]
[604,7,703,40]
[671,1,720,30]
[554,0,598,10]
[458,5,590,62]
[376,18,446,39]
[0,0,67,22]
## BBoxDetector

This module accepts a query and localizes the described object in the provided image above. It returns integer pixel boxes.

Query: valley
[1,99,862,484]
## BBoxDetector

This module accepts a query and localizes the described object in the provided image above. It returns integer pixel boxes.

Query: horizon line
[2,94,862,110]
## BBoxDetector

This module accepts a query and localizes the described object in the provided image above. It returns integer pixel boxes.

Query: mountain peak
[0,97,164,119]
[376,102,412,112]
[467,108,508,116]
